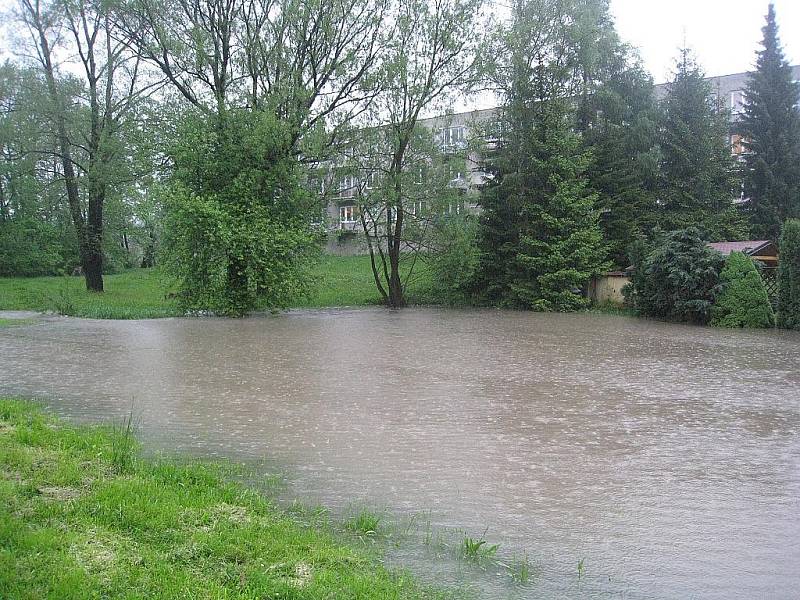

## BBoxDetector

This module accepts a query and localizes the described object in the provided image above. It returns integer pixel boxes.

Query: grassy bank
[0,255,434,319]
[0,398,453,599]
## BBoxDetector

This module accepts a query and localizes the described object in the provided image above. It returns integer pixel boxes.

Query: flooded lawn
[1,308,799,598]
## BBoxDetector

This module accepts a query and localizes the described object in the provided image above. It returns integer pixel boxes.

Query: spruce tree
[474,0,609,310]
[739,4,800,241]
[582,62,661,267]
[711,252,775,328]
[659,49,747,241]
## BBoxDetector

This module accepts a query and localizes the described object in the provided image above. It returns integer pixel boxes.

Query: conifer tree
[777,219,800,330]
[582,62,661,267]
[739,4,800,241]
[659,49,747,240]
[473,0,609,310]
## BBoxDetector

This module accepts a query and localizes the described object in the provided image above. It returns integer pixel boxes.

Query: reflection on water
[2,309,799,598]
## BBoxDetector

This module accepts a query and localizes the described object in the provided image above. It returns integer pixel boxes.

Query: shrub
[711,252,775,328]
[159,110,320,316]
[0,219,66,276]
[777,219,800,330]
[628,227,724,324]
[425,215,480,305]
[159,185,317,316]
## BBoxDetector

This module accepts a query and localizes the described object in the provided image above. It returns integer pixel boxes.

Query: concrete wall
[589,273,630,306]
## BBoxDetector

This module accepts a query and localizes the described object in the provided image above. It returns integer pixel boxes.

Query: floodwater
[1,309,799,598]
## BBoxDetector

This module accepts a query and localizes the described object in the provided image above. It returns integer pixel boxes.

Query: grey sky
[611,0,800,83]
[2,0,797,92]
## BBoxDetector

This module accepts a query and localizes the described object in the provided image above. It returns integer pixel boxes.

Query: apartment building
[324,66,800,254]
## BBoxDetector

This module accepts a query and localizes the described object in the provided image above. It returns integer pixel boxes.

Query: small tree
[630,228,724,324]
[711,252,775,328]
[777,219,800,330]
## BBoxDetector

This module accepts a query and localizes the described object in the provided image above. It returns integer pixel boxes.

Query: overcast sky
[610,0,800,83]
[1,0,798,92]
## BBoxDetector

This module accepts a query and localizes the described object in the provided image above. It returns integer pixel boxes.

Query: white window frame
[339,205,356,224]
[441,126,466,147]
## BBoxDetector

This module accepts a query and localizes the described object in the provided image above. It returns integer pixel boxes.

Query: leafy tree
[628,227,724,324]
[658,49,747,241]
[711,252,775,328]
[739,4,800,241]
[776,219,800,330]
[17,0,149,291]
[160,111,319,316]
[349,0,484,308]
[474,0,610,310]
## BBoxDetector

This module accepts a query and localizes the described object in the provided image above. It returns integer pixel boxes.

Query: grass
[0,270,181,319]
[0,398,455,599]
[0,255,436,319]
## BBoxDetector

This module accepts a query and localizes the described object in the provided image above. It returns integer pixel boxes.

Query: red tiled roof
[707,241,772,256]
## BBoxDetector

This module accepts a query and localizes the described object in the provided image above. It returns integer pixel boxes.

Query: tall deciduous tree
[739,3,800,241]
[658,48,746,241]
[473,0,609,310]
[17,0,147,291]
[354,0,484,308]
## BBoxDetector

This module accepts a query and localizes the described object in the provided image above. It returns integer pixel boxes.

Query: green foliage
[628,228,725,324]
[461,535,498,562]
[476,108,609,310]
[739,5,800,240]
[580,51,661,268]
[711,252,775,328]
[474,0,611,311]
[777,219,800,329]
[0,399,454,599]
[160,111,320,316]
[425,215,480,305]
[658,49,747,240]
[0,219,68,277]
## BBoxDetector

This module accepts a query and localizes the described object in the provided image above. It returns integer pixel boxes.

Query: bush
[425,215,480,305]
[0,219,66,276]
[159,110,320,316]
[628,227,724,324]
[711,252,775,328]
[160,185,318,316]
[777,219,800,330]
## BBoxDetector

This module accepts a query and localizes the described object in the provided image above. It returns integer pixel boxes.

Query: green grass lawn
[0,255,434,319]
[0,398,454,599]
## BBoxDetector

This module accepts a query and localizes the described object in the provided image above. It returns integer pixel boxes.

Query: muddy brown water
[1,309,799,598]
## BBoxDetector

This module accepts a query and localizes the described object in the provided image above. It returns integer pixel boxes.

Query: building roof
[707,240,775,256]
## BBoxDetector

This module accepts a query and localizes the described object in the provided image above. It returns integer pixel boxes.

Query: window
[440,126,466,147]
[795,80,800,111]
[338,175,357,193]
[730,90,746,115]
[447,201,463,215]
[339,205,356,224]
[364,171,377,189]
[730,133,747,156]
[411,200,426,216]
[414,168,425,185]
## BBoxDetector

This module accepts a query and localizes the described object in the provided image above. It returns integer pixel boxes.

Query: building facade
[323,66,800,254]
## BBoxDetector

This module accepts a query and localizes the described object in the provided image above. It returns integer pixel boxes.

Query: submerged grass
[0,255,436,318]
[0,398,455,599]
